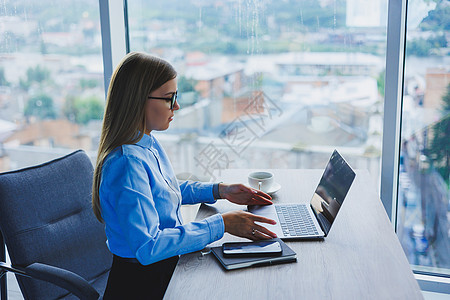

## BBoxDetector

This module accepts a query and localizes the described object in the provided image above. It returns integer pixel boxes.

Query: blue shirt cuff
[205,214,225,242]
[212,183,221,199]
[179,181,217,204]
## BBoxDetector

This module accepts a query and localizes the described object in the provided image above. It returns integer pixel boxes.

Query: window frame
[382,0,450,292]
[99,0,127,96]
[99,0,450,293]
[381,0,406,227]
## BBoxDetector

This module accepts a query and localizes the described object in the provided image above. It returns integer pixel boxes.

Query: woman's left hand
[219,183,273,206]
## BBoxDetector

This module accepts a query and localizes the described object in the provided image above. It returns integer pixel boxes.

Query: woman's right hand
[222,210,277,241]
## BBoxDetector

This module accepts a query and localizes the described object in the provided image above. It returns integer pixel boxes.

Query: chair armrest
[0,261,99,300]
[0,261,28,278]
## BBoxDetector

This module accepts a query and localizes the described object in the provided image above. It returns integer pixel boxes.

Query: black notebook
[211,238,297,270]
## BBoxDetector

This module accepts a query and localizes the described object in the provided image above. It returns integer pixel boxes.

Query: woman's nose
[172,100,180,111]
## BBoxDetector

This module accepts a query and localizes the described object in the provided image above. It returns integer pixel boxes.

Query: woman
[92,52,277,299]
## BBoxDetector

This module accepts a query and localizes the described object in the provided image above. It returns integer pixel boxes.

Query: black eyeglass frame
[148,91,177,110]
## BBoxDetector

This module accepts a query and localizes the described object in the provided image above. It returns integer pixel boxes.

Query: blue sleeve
[102,156,224,265]
[178,181,218,205]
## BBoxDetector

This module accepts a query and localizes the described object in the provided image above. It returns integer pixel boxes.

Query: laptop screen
[310,150,356,236]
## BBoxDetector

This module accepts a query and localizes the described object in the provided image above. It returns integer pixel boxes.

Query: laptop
[248,149,356,240]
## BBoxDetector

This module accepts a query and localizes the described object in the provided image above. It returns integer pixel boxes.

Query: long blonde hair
[92,52,177,222]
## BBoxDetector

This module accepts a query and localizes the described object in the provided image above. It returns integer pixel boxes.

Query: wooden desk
[165,169,423,300]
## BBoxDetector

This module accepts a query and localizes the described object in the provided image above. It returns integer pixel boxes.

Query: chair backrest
[0,150,112,299]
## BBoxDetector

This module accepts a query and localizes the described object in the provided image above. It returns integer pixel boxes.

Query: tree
[40,39,48,55]
[177,76,199,107]
[177,75,196,93]
[64,96,104,124]
[0,67,9,86]
[63,96,77,122]
[19,78,30,91]
[19,65,51,91]
[419,2,450,31]
[79,78,99,89]
[377,69,385,97]
[24,94,56,119]
[428,34,447,49]
[408,38,431,57]
[443,84,450,112]
[427,83,450,185]
[407,34,447,57]
[26,65,50,84]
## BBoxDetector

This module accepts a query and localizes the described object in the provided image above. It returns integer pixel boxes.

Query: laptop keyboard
[275,204,318,237]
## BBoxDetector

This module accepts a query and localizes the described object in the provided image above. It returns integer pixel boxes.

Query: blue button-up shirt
[99,133,224,265]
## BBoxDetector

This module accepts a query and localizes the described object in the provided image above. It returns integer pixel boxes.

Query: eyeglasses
[148,91,177,110]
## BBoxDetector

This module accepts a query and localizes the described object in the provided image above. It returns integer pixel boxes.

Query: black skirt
[103,255,179,300]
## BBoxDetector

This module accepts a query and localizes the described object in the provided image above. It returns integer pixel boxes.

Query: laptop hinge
[310,204,328,237]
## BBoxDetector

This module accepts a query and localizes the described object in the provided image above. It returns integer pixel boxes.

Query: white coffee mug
[248,171,274,192]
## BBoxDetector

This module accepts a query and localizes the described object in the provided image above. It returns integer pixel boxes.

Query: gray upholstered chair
[0,150,112,299]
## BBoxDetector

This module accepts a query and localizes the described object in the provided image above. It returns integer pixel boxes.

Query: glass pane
[127,0,387,183]
[398,0,449,276]
[0,0,104,171]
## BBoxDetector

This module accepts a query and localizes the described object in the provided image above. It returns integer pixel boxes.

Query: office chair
[0,150,112,299]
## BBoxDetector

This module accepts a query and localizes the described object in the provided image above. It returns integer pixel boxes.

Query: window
[1,0,448,293]
[126,0,388,183]
[0,0,104,172]
[397,0,449,278]
[0,0,104,296]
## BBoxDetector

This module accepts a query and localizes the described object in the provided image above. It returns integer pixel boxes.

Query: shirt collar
[135,133,154,149]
